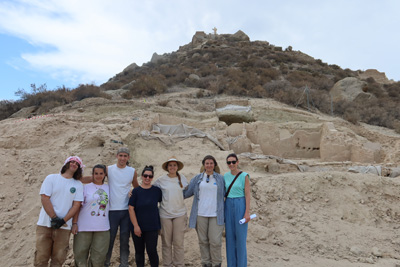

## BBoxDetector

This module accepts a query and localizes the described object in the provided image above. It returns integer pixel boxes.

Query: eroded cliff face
[1,89,400,266]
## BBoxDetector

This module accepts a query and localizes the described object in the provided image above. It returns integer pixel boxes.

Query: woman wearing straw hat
[184,155,225,267]
[153,157,188,267]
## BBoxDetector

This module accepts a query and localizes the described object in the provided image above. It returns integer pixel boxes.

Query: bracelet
[72,223,77,225]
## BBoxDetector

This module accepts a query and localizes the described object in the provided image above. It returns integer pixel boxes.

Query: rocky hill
[100,30,400,133]
[2,30,400,132]
[1,87,400,266]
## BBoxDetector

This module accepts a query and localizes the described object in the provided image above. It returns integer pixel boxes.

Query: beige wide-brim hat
[200,165,221,174]
[162,157,184,172]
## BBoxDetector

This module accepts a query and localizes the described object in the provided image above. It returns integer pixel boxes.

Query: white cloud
[0,0,399,87]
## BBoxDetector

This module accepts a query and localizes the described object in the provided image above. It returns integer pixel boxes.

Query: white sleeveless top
[108,164,135,210]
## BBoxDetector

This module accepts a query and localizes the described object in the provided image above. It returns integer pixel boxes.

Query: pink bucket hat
[63,156,85,171]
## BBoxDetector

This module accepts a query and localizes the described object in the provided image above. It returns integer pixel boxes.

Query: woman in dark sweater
[128,166,162,267]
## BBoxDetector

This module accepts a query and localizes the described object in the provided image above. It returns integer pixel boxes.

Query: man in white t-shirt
[34,156,84,267]
[105,147,139,267]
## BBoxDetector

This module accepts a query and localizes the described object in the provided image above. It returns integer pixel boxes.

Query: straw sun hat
[162,157,184,171]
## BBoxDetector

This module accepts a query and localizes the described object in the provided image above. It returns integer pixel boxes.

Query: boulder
[188,74,200,81]
[227,123,244,137]
[123,63,138,72]
[104,89,130,100]
[151,52,166,64]
[329,77,371,102]
[216,105,254,125]
[229,136,252,154]
[232,30,250,41]
[192,31,207,47]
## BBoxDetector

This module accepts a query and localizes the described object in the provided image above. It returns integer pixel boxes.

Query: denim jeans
[225,197,248,267]
[131,230,159,267]
[105,210,130,267]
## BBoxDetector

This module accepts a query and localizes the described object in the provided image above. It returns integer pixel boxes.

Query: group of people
[34,147,251,267]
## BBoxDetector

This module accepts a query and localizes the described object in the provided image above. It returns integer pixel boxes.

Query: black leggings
[132,229,159,267]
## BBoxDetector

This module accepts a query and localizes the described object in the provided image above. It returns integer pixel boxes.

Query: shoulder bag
[224,171,243,199]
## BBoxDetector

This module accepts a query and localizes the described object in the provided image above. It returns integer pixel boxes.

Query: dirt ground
[1,90,400,266]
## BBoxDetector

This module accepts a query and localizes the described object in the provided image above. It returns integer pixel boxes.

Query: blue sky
[1,0,399,101]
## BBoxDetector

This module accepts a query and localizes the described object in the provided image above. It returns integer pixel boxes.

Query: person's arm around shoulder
[132,170,139,188]
[244,174,251,223]
[216,173,226,195]
[183,174,199,199]
[80,175,93,184]
[153,175,162,188]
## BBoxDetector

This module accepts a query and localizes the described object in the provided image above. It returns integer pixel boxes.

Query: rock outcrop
[330,77,372,102]
[358,69,394,84]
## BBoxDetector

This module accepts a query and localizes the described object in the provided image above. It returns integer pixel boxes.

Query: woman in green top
[224,153,250,267]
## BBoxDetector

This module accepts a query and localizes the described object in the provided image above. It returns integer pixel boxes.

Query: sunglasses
[143,174,154,179]
[206,174,210,183]
[227,160,237,165]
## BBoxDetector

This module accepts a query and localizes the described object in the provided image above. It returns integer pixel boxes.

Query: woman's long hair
[92,164,107,184]
[61,162,82,180]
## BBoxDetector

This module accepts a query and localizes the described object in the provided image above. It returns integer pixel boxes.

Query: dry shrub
[364,79,385,98]
[157,99,169,107]
[384,82,400,98]
[393,120,400,134]
[343,108,360,124]
[286,70,315,88]
[263,80,291,98]
[129,75,167,96]
[0,100,22,120]
[73,84,108,101]
[198,64,217,77]
[251,85,265,98]
[260,68,280,80]
[160,64,178,78]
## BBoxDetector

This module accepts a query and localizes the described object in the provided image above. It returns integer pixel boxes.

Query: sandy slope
[1,91,400,266]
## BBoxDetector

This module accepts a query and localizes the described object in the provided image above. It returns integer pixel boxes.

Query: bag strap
[225,171,243,198]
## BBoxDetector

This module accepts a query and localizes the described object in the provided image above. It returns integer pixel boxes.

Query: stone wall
[226,121,382,163]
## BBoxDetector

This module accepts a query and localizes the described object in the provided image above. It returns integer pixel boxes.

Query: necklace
[93,183,102,189]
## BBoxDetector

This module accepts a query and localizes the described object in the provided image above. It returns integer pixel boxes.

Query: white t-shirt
[77,183,110,232]
[198,173,218,217]
[153,173,188,219]
[108,164,135,210]
[37,174,84,230]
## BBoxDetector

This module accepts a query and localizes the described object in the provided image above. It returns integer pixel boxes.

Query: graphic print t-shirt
[77,183,110,231]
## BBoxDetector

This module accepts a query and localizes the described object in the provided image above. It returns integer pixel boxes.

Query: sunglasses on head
[227,160,237,165]
[143,174,154,179]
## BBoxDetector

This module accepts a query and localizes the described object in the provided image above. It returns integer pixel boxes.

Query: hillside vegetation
[2,31,400,132]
